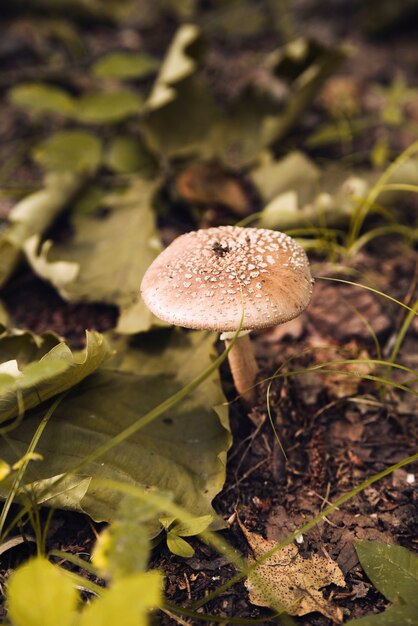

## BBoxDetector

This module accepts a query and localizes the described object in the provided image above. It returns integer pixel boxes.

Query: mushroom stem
[224,333,259,403]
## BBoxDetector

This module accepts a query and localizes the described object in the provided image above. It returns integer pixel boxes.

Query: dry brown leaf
[176,162,251,217]
[239,521,346,623]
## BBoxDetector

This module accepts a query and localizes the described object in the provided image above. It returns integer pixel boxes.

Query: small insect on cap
[140,226,313,332]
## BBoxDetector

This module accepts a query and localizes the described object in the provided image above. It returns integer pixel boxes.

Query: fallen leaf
[23,179,164,334]
[176,162,251,217]
[251,151,320,205]
[0,172,87,288]
[143,27,344,167]
[239,522,346,622]
[0,329,112,423]
[0,330,231,524]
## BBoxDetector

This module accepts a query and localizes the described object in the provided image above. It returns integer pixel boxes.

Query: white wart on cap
[141,225,313,331]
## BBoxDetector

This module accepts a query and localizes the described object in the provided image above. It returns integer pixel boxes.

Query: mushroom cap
[141,226,313,331]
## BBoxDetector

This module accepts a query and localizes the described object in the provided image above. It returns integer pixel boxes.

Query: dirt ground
[0,2,417,624]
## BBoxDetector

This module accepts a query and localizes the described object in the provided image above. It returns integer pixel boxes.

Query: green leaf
[27,474,92,510]
[79,571,162,626]
[0,330,231,523]
[8,83,77,117]
[7,557,78,626]
[0,330,112,423]
[171,514,212,537]
[346,605,418,626]
[167,532,194,558]
[33,130,102,173]
[355,541,418,606]
[23,179,164,334]
[76,91,143,124]
[92,52,159,80]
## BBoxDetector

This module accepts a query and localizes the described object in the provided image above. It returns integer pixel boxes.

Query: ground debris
[307,281,391,343]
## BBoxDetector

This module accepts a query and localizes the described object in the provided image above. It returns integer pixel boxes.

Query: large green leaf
[0,330,112,423]
[0,330,231,523]
[24,179,163,334]
[0,172,86,288]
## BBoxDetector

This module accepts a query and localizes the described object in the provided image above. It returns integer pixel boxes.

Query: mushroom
[140,226,313,403]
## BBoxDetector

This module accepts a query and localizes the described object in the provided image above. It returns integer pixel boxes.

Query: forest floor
[0,1,417,625]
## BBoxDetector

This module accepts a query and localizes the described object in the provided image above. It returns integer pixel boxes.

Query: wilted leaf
[251,151,320,205]
[0,359,21,378]
[76,90,143,124]
[0,172,86,288]
[33,130,102,173]
[92,52,159,79]
[24,236,79,290]
[144,27,343,167]
[240,523,346,622]
[0,327,60,366]
[8,83,77,117]
[7,558,78,626]
[146,24,201,111]
[78,571,162,626]
[0,330,231,523]
[0,330,112,423]
[23,179,163,334]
